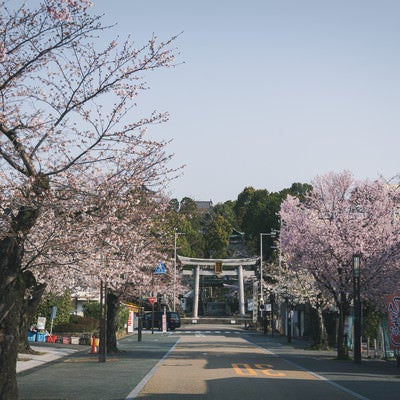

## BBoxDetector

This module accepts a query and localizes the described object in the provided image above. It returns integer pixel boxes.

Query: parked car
[143,311,181,331]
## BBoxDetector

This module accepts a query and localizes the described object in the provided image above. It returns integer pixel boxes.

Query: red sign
[148,296,157,305]
[387,294,400,350]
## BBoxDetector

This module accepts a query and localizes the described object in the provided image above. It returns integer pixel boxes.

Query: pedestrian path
[161,330,245,335]
[17,334,179,400]
[17,345,84,373]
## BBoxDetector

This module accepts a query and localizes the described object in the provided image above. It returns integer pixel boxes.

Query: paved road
[17,324,400,400]
[133,328,360,400]
[246,333,400,400]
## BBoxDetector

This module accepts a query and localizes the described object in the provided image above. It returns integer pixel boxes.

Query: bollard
[90,335,98,354]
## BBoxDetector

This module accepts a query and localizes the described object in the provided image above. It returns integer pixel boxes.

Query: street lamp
[173,232,184,312]
[259,233,266,303]
[259,231,277,303]
[353,253,361,363]
[173,233,177,312]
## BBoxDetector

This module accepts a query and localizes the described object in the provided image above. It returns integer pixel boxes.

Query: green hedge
[54,315,98,333]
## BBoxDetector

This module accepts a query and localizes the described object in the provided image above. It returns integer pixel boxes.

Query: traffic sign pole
[148,297,157,334]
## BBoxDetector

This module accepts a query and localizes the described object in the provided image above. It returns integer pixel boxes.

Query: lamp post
[259,231,277,303]
[286,296,292,343]
[259,233,265,303]
[173,232,177,312]
[173,232,184,312]
[269,292,275,337]
[353,254,361,363]
[98,253,107,363]
[99,279,107,363]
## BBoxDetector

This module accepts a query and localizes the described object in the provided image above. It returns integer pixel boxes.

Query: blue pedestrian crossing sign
[154,262,167,274]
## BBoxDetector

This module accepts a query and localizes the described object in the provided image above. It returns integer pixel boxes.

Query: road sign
[148,297,157,305]
[154,262,167,274]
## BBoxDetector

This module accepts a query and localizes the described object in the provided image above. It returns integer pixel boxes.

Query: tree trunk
[106,291,120,353]
[318,307,329,349]
[336,292,349,359]
[0,199,43,399]
[18,271,47,354]
[317,307,329,349]
[0,236,25,400]
[310,305,329,349]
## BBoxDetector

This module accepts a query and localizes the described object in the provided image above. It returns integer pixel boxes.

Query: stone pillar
[238,265,245,318]
[193,265,200,319]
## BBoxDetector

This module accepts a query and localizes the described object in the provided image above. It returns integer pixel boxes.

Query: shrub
[35,289,73,329]
[54,315,98,333]
[82,302,101,319]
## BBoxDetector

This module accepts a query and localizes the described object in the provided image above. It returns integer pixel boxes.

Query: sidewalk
[17,332,179,400]
[17,343,89,373]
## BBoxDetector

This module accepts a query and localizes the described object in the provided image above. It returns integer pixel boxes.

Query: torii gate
[178,256,258,319]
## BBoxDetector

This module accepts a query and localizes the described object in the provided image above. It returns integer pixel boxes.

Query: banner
[387,295,400,350]
[37,316,46,330]
[127,311,134,333]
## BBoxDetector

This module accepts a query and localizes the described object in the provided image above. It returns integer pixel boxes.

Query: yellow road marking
[232,363,286,377]
[232,363,257,376]
[255,363,286,377]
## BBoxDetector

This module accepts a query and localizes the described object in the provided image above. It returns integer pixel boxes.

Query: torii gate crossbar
[178,256,258,319]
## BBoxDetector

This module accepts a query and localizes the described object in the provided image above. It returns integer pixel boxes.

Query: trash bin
[46,334,57,343]
[71,336,80,344]
[27,331,36,342]
[36,332,46,342]
[62,336,71,344]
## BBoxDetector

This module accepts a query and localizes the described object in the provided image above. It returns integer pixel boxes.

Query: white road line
[125,338,181,399]
[245,338,370,400]
[282,357,371,400]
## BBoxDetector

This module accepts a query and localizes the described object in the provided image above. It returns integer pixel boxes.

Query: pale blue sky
[93,0,400,203]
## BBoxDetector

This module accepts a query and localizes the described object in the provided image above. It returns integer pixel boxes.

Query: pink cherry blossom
[280,171,400,357]
[0,1,181,397]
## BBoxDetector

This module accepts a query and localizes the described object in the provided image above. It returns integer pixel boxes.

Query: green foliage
[233,187,256,228]
[168,198,180,212]
[34,289,72,329]
[82,302,101,319]
[163,197,206,258]
[204,214,232,258]
[212,201,237,227]
[162,182,312,262]
[363,304,381,339]
[54,315,98,333]
[233,187,281,257]
[179,197,200,220]
[279,182,313,202]
[118,306,129,330]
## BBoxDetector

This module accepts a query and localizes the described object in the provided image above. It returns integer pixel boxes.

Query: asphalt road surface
[18,324,400,400]
[130,326,369,400]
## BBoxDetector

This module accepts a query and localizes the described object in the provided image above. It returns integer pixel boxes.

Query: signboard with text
[37,317,46,330]
[387,295,400,350]
[127,311,134,333]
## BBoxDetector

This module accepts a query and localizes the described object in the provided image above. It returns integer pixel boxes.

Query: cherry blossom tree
[280,171,400,359]
[264,254,330,348]
[0,1,180,397]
